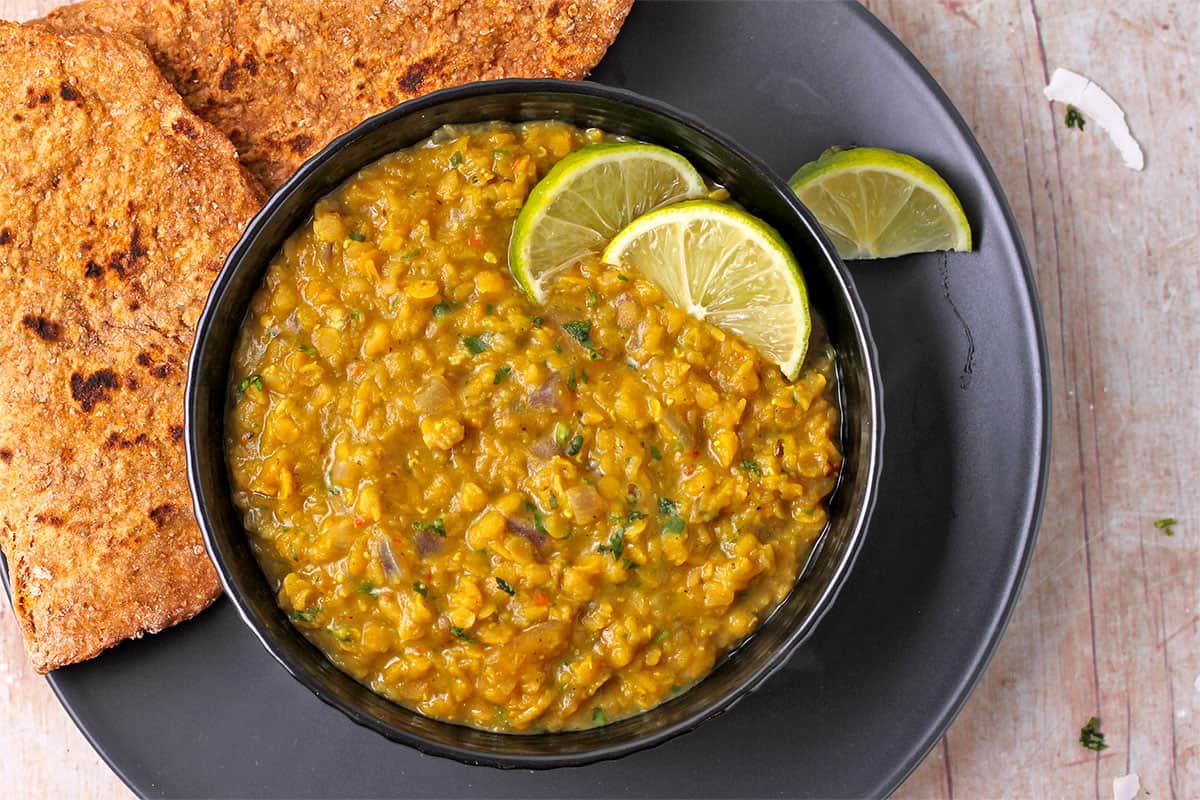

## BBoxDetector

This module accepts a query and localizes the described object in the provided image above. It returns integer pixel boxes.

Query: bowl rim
[185,77,883,769]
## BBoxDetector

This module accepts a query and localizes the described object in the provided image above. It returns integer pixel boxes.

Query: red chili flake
[353,515,367,528]
[690,450,700,459]
[682,465,694,477]
[467,232,483,248]
[533,591,549,606]
[708,368,718,378]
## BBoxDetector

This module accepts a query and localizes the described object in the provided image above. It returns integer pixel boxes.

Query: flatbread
[42,0,634,190]
[0,21,265,673]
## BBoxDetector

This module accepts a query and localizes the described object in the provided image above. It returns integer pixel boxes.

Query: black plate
[13,2,1048,797]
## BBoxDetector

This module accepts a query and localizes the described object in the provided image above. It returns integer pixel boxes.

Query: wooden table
[2,1,1196,797]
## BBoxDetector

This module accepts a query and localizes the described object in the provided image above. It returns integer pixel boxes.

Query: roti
[0,21,264,673]
[42,0,634,190]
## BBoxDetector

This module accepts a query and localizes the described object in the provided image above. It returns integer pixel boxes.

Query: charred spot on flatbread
[70,369,120,412]
[21,314,61,342]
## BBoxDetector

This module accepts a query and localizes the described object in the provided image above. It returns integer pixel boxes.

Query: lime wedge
[789,146,971,259]
[509,142,706,301]
[601,200,811,379]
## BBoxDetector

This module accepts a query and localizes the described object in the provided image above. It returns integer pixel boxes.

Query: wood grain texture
[1,1,1196,798]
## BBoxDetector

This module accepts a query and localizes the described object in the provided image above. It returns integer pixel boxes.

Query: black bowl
[185,79,883,769]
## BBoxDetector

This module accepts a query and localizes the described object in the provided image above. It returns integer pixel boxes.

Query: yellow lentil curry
[226,121,841,732]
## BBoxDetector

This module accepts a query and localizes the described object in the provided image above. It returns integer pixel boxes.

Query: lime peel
[789,146,971,260]
[602,200,811,380]
[509,142,706,301]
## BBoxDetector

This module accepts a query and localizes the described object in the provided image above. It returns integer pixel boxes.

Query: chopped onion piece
[1043,68,1144,171]
[1112,773,1139,800]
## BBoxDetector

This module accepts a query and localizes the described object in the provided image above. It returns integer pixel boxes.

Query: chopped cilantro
[531,316,544,328]
[401,248,423,259]
[347,231,366,242]
[432,300,454,320]
[662,515,686,534]
[586,286,599,308]
[654,629,670,644]
[356,582,375,596]
[449,626,471,640]
[413,580,429,597]
[493,365,513,385]
[462,334,488,354]
[298,344,317,355]
[533,509,548,534]
[592,708,606,726]
[290,606,319,623]
[495,577,516,595]
[658,497,679,516]
[649,444,663,461]
[740,459,763,476]
[562,320,593,345]
[485,303,494,315]
[412,518,446,537]
[449,151,463,167]
[492,148,512,158]
[617,273,629,281]
[1065,105,1086,130]
[349,308,362,321]
[597,530,624,560]
[236,374,264,396]
[565,433,584,457]
[1154,517,1177,536]
[1079,716,1107,751]
[567,368,578,392]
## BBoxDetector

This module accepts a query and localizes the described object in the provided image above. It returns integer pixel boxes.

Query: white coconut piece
[1044,67,1145,171]
[1113,773,1140,800]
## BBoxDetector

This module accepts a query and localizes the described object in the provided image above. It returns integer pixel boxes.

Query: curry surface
[226,121,841,732]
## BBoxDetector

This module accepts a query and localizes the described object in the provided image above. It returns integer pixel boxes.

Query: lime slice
[788,146,971,259]
[601,200,811,379]
[509,142,706,301]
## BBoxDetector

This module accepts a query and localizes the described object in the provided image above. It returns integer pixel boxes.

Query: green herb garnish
[592,708,606,726]
[493,365,513,385]
[236,374,264,396]
[350,308,362,321]
[586,287,599,308]
[658,497,679,516]
[495,577,516,595]
[432,300,454,320]
[401,248,423,259]
[617,273,629,281]
[413,580,429,597]
[654,629,670,644]
[290,606,319,623]
[649,444,663,461]
[449,151,464,167]
[357,582,375,596]
[413,518,446,537]
[562,320,593,345]
[462,334,489,354]
[740,459,763,476]
[565,433,584,457]
[347,231,366,242]
[492,148,512,158]
[298,344,318,355]
[450,625,471,640]
[1154,518,1177,536]
[1079,716,1107,751]
[597,530,624,560]
[662,515,686,534]
[566,368,578,392]
[531,316,544,328]
[1065,105,1086,130]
